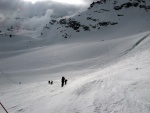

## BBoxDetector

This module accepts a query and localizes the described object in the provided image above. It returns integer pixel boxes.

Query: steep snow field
[0,31,150,113]
[0,31,149,83]
[1,0,150,112]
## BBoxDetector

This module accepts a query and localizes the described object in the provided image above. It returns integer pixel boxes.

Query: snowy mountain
[1,0,150,51]
[41,0,150,39]
[0,0,150,113]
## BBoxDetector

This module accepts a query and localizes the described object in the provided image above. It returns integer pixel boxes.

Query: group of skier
[48,76,68,87]
[48,80,53,85]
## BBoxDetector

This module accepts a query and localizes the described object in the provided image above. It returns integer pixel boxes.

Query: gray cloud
[0,0,91,18]
[22,9,53,29]
[82,0,99,5]
[0,0,96,29]
[0,13,5,23]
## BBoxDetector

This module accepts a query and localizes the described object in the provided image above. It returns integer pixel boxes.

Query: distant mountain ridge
[0,0,150,51]
[40,0,150,39]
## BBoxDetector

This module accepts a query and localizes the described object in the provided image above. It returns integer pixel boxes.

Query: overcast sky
[0,0,97,29]
[0,0,96,19]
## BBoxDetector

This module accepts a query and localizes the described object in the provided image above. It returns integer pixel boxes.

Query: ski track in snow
[120,33,150,56]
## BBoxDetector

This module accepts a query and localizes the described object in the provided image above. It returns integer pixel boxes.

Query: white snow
[0,31,150,113]
[0,0,150,113]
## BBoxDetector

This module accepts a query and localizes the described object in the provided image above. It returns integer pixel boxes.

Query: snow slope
[0,31,150,113]
[0,0,150,113]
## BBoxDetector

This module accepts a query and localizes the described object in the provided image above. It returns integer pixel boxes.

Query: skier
[65,79,68,85]
[61,76,65,87]
[51,81,53,85]
[48,80,51,84]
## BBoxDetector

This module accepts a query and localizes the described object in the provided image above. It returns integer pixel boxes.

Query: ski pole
[0,102,9,113]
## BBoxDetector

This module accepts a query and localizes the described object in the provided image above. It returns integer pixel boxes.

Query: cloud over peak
[0,0,97,29]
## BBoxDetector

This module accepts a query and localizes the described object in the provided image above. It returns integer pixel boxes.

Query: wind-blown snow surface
[0,31,150,113]
[1,0,150,112]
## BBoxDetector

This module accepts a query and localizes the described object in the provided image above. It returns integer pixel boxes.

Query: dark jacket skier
[65,79,68,85]
[48,80,51,84]
[61,76,65,87]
